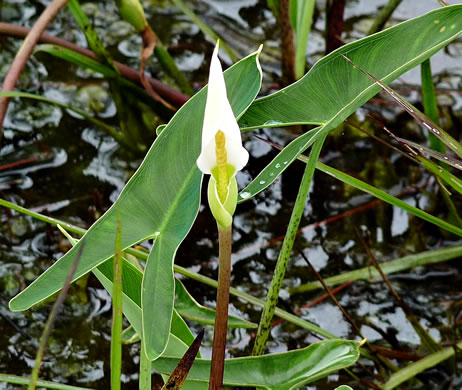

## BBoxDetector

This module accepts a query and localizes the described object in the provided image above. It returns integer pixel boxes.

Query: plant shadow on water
[1,1,462,389]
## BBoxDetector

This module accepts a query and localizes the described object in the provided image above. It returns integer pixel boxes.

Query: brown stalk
[325,0,346,54]
[0,0,71,142]
[0,23,189,109]
[209,226,232,390]
[279,0,296,86]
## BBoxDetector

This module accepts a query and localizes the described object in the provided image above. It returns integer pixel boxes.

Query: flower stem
[252,135,326,356]
[209,225,232,390]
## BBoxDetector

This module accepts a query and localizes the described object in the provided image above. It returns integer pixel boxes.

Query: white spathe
[196,43,249,175]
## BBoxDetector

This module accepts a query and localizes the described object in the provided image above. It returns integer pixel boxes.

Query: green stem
[139,341,152,390]
[367,0,403,35]
[209,226,232,390]
[252,135,326,356]
[110,219,123,390]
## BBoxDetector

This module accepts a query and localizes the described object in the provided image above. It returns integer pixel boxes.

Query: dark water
[1,1,462,389]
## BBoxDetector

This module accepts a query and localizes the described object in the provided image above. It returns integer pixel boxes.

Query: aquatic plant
[1,2,462,389]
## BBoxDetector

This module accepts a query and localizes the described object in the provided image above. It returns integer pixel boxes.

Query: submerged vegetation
[0,0,462,389]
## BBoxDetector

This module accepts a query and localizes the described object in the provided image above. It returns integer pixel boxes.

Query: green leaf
[238,6,462,203]
[58,226,197,348]
[9,48,263,363]
[35,44,118,78]
[238,6,462,201]
[238,127,319,202]
[240,5,462,131]
[153,338,361,390]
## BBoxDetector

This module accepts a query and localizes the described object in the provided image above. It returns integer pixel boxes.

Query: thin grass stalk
[252,134,326,356]
[28,242,85,390]
[209,226,232,390]
[0,91,137,152]
[153,44,194,96]
[367,0,403,35]
[139,341,151,390]
[173,0,238,63]
[0,0,70,140]
[297,248,390,381]
[111,218,123,390]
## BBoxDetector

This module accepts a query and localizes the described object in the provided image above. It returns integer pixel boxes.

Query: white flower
[196,42,249,229]
[196,43,249,175]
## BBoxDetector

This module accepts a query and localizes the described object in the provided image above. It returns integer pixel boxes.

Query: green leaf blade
[9,48,263,363]
[239,5,462,131]
[153,339,361,389]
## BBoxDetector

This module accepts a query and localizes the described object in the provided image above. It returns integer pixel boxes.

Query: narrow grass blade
[395,137,462,170]
[0,374,94,390]
[140,341,152,390]
[238,128,319,202]
[0,91,135,152]
[416,156,462,196]
[290,243,462,293]
[367,0,403,35]
[173,0,238,62]
[382,342,462,390]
